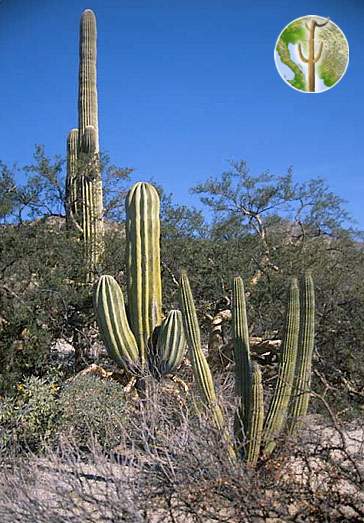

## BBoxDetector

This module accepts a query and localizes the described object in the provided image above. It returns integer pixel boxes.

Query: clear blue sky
[0,0,363,227]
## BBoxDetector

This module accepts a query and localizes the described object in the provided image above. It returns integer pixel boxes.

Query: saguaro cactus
[65,9,104,282]
[94,182,186,380]
[298,18,329,92]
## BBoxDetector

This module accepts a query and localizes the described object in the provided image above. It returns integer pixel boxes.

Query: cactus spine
[94,182,186,379]
[288,271,315,433]
[298,18,329,92]
[66,9,104,282]
[262,277,300,457]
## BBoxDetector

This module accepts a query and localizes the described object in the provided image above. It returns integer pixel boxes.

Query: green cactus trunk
[94,275,139,373]
[126,182,163,366]
[65,128,79,226]
[245,363,264,467]
[288,272,315,433]
[232,276,252,439]
[262,277,300,457]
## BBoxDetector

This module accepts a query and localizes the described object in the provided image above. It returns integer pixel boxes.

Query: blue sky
[0,0,363,227]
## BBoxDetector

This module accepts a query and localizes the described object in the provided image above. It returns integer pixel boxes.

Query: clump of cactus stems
[93,182,187,384]
[65,9,104,282]
[179,271,315,466]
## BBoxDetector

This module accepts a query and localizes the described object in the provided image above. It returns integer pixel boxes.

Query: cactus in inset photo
[298,18,329,92]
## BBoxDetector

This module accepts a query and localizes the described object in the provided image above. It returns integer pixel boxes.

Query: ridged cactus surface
[245,363,264,467]
[263,277,300,457]
[126,182,163,364]
[65,128,79,225]
[232,276,252,434]
[93,275,139,373]
[288,272,315,433]
[153,310,186,377]
[78,9,99,150]
[66,9,104,282]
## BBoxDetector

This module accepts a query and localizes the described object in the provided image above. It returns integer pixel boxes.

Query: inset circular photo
[274,15,349,93]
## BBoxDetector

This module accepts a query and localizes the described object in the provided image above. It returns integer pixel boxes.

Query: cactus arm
[153,310,186,377]
[246,363,264,467]
[93,275,139,373]
[232,276,252,435]
[262,277,300,457]
[298,43,308,63]
[65,128,80,225]
[313,17,330,29]
[126,182,163,364]
[288,272,315,434]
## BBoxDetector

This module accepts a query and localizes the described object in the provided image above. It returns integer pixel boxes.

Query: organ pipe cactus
[94,182,186,380]
[288,271,315,433]
[232,276,252,436]
[179,271,236,460]
[65,9,104,282]
[179,270,315,467]
[262,277,300,457]
[245,363,264,467]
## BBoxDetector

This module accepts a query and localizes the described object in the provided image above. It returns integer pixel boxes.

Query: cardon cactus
[65,9,104,282]
[94,182,186,380]
[126,182,163,364]
[179,271,315,466]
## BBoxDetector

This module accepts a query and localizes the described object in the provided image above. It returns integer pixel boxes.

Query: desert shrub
[56,375,128,451]
[0,376,60,454]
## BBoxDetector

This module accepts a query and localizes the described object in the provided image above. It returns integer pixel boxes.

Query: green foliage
[0,377,60,454]
[56,375,127,450]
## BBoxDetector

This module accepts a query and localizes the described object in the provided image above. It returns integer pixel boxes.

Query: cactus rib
[262,277,300,457]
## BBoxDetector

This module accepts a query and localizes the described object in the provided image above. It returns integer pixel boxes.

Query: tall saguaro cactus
[298,18,329,92]
[65,9,104,282]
